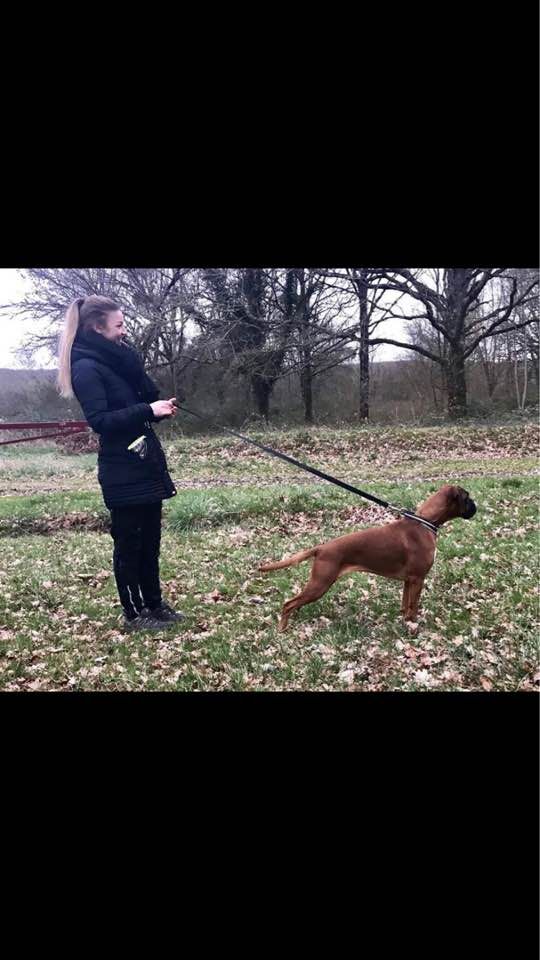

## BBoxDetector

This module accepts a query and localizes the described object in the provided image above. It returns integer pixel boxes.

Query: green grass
[0,491,103,521]
[0,422,538,691]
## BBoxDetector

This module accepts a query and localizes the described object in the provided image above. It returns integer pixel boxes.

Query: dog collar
[398,510,439,535]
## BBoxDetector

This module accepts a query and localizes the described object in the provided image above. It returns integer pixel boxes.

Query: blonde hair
[57,295,120,398]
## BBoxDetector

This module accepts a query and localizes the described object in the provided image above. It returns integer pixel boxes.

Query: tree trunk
[531,356,539,393]
[215,368,226,407]
[522,356,528,409]
[251,373,272,422]
[445,348,468,419]
[514,349,529,411]
[481,359,498,398]
[300,296,314,425]
[296,269,314,425]
[170,364,177,398]
[513,350,520,408]
[358,271,370,420]
[300,364,313,424]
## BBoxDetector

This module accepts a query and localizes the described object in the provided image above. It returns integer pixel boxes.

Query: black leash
[177,405,438,535]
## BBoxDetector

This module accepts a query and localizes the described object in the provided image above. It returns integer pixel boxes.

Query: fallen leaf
[413,669,433,686]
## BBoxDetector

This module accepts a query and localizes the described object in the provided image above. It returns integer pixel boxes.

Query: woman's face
[96,310,127,343]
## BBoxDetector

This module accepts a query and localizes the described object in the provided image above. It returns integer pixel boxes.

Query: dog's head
[446,485,477,520]
[418,485,477,525]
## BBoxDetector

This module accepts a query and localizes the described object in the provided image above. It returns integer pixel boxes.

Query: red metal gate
[0,421,89,447]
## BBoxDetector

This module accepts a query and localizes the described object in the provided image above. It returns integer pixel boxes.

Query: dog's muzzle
[462,498,477,519]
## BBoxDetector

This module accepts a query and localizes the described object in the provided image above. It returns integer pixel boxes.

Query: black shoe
[123,613,172,633]
[142,601,185,623]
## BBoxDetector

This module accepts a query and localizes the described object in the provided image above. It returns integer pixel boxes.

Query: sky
[0,270,41,367]
[0,269,407,368]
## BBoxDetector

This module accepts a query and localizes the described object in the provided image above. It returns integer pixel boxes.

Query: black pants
[110,502,163,619]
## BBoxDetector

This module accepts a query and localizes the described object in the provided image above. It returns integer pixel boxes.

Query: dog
[258,484,477,631]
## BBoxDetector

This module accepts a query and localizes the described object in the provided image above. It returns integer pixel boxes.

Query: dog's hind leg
[278,558,340,632]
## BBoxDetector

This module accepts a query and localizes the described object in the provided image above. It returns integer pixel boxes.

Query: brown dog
[258,484,477,631]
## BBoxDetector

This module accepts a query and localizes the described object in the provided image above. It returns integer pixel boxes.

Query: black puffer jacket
[71,330,177,509]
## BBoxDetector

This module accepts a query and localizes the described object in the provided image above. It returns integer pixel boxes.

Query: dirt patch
[0,480,98,496]
[54,432,99,453]
[0,512,110,537]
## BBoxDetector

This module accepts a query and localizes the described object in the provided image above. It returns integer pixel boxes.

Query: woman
[57,295,184,633]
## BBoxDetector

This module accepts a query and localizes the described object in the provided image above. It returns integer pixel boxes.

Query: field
[0,421,538,691]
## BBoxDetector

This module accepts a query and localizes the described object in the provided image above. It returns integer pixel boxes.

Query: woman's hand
[150,398,178,419]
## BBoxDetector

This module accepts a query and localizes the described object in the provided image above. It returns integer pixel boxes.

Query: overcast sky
[0,268,407,368]
[0,270,38,367]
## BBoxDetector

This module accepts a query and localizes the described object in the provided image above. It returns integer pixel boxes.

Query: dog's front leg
[404,576,425,623]
[401,580,410,616]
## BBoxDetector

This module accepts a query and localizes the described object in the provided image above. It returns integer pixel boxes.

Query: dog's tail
[258,547,317,572]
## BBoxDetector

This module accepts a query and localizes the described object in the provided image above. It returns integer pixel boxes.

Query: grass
[0,421,538,691]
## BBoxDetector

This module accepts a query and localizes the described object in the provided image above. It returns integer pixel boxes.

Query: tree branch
[369,338,443,364]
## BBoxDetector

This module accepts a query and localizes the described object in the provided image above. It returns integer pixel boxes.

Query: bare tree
[314,269,407,420]
[276,269,355,423]
[469,270,538,403]
[475,335,508,400]
[506,305,539,410]
[187,268,353,423]
[3,266,537,426]
[367,268,538,418]
[189,268,296,421]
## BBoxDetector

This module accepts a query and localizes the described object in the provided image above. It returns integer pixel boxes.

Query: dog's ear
[450,485,468,506]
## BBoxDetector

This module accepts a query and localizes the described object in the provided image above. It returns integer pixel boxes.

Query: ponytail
[57,294,120,398]
[57,298,85,398]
